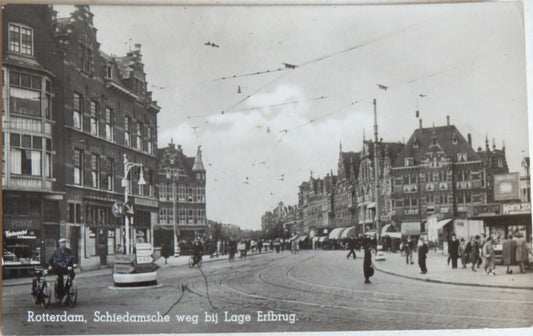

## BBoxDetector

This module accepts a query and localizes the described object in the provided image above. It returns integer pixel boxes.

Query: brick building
[2,5,161,273]
[156,142,207,250]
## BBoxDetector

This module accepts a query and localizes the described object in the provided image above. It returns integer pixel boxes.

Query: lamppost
[122,154,146,255]
[112,154,158,287]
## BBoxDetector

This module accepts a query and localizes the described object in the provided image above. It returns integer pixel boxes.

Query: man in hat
[48,238,75,297]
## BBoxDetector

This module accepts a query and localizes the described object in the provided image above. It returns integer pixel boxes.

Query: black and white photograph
[1,1,533,335]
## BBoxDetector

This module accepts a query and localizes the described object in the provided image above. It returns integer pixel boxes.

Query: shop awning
[319,236,328,242]
[382,232,402,239]
[289,235,299,241]
[363,230,376,237]
[435,218,453,230]
[340,226,357,239]
[312,236,320,243]
[381,224,393,234]
[401,222,421,236]
[328,227,345,240]
[298,235,308,242]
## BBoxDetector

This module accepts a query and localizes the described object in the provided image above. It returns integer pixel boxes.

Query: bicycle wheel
[65,280,77,307]
[40,282,51,308]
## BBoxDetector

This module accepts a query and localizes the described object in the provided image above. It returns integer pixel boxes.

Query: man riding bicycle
[192,239,203,266]
[48,238,75,297]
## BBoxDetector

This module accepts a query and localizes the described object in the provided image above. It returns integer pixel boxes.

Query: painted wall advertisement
[493,173,520,201]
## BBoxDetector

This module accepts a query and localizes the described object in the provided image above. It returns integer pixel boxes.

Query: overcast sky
[56,1,529,231]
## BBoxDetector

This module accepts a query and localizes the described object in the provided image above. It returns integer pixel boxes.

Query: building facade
[391,118,507,238]
[2,5,161,274]
[2,5,64,277]
[156,142,207,249]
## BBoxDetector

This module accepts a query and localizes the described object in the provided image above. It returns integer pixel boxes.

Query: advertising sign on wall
[494,173,520,201]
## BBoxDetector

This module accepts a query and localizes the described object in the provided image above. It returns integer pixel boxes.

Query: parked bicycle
[31,268,51,308]
[53,265,78,307]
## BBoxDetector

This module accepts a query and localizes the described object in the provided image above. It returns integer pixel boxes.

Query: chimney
[467,133,472,146]
[447,115,450,126]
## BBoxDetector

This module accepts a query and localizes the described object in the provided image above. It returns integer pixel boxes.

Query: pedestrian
[448,233,460,269]
[161,242,173,264]
[346,235,357,260]
[363,242,374,284]
[404,236,414,265]
[458,238,467,269]
[418,237,429,274]
[477,233,487,268]
[515,232,532,273]
[482,236,496,275]
[469,235,480,272]
[502,234,516,274]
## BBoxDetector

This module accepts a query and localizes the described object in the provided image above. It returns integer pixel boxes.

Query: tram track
[183,252,533,327]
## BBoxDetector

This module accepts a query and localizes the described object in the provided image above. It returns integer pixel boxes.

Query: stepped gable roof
[393,124,480,168]
[341,151,360,179]
[157,143,197,177]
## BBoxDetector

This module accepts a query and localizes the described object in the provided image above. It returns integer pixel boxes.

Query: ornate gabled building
[54,5,160,270]
[333,143,360,229]
[391,117,506,237]
[298,173,336,236]
[356,139,404,234]
[156,142,207,249]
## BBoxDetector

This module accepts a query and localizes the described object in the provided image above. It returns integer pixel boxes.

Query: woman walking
[363,243,374,284]
[515,232,532,273]
[482,236,496,275]
[502,234,516,274]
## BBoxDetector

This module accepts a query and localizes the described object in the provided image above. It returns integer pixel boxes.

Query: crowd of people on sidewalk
[395,231,533,276]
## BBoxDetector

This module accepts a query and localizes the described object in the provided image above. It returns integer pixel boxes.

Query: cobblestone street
[3,250,533,335]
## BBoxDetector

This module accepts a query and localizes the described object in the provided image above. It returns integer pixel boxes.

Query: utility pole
[373,99,381,244]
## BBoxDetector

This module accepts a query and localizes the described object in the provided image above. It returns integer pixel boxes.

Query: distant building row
[262,117,531,244]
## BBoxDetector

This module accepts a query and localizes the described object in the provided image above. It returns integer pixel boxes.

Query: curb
[374,264,533,290]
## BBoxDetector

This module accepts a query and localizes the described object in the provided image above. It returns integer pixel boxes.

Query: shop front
[2,194,61,278]
[469,202,532,263]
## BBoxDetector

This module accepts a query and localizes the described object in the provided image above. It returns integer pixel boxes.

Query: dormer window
[413,137,419,148]
[432,137,438,145]
[452,133,458,144]
[457,153,467,162]
[405,157,414,166]
[106,64,112,79]
[9,23,33,56]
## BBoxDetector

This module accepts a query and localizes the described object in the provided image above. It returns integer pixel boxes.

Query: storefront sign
[502,202,531,215]
[472,204,501,216]
[4,229,36,238]
[494,173,520,201]
[3,218,40,230]
[134,197,158,207]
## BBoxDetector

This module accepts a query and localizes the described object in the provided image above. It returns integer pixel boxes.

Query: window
[457,153,467,162]
[106,64,112,78]
[9,23,33,56]
[159,208,167,224]
[102,157,114,191]
[146,126,152,153]
[90,154,99,188]
[105,107,113,141]
[452,134,458,144]
[90,101,98,135]
[9,72,42,117]
[45,138,52,178]
[136,122,142,150]
[179,209,186,224]
[124,117,130,146]
[80,44,93,74]
[73,93,82,129]
[168,208,174,224]
[9,133,42,176]
[404,158,414,167]
[74,149,83,185]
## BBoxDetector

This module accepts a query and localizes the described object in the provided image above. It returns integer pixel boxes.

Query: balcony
[456,181,472,190]
[6,176,53,191]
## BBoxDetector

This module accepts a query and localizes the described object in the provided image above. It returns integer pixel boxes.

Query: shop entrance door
[70,226,80,264]
[96,228,108,265]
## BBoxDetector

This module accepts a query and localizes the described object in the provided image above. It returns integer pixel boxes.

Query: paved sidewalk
[373,249,533,290]
[2,251,267,287]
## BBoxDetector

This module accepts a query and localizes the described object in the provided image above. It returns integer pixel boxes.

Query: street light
[122,154,146,254]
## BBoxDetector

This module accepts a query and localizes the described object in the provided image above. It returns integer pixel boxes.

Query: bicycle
[188,254,202,268]
[31,268,51,308]
[53,265,78,307]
